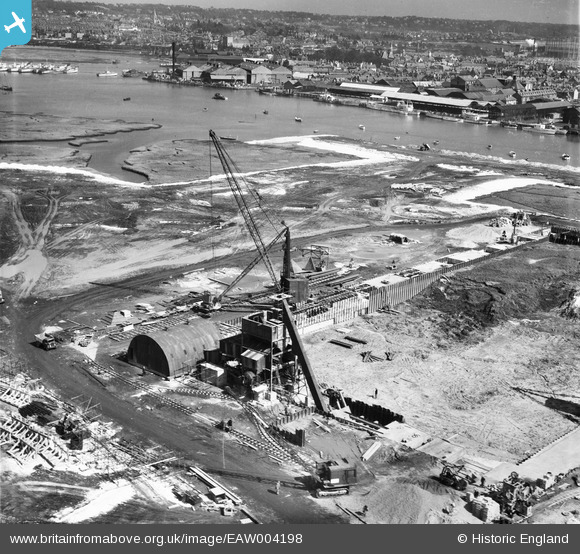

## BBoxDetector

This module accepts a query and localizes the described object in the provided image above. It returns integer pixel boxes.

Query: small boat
[123,97,131,101]
[313,130,319,133]
[294,116,302,122]
[487,144,493,149]
[202,107,208,111]
[97,71,118,77]
[220,136,237,141]
[263,110,269,115]
[433,140,439,145]
[508,151,516,158]
[394,136,400,140]
[358,124,365,130]
[212,93,227,100]
[562,153,570,160]
[122,69,146,78]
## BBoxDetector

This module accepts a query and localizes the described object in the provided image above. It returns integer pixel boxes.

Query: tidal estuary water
[1,46,579,180]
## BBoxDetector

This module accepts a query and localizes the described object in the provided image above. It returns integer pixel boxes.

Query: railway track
[86,361,307,466]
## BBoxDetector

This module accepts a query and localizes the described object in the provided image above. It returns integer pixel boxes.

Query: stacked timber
[329,339,353,349]
[361,351,383,362]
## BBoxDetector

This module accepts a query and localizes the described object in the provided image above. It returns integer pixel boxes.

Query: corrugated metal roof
[127,321,221,378]
[338,82,400,94]
[377,91,478,108]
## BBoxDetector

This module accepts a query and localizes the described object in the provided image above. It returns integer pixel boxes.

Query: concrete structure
[438,250,489,265]
[127,321,221,379]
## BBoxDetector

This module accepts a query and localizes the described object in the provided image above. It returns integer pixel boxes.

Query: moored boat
[97,71,118,77]
[501,121,518,129]
[562,153,570,160]
[122,68,146,78]
[423,112,461,122]
[508,151,516,158]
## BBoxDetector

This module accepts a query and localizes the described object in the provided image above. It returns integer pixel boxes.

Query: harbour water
[1,46,579,180]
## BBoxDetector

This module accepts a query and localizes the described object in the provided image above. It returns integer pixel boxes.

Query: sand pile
[354,478,446,524]
[446,223,500,248]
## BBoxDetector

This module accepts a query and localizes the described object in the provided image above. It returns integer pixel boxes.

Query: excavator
[438,462,470,491]
[315,459,358,497]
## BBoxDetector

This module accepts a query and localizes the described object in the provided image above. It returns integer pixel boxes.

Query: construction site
[2,124,580,525]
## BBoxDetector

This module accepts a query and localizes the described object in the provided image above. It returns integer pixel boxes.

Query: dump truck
[315,459,357,497]
[35,332,57,350]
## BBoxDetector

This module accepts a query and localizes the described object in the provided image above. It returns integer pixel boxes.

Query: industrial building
[127,320,221,379]
[544,37,580,60]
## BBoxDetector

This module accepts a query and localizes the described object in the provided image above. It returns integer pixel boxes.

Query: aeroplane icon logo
[4,12,26,34]
[1,2,32,54]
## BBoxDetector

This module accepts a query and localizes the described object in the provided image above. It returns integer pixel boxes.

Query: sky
[89,0,580,25]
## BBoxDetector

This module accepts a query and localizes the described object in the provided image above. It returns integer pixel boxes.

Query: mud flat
[0,112,161,143]
[0,143,91,167]
[1,134,579,301]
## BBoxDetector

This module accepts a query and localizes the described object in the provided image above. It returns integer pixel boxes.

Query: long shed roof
[127,321,221,378]
[376,91,480,108]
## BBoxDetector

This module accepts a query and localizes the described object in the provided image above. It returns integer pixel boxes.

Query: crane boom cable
[209,130,281,292]
[217,227,287,302]
[211,137,280,232]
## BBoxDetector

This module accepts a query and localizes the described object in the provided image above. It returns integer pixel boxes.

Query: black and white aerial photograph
[1,0,580,531]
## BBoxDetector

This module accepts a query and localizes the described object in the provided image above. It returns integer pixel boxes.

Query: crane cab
[315,458,357,497]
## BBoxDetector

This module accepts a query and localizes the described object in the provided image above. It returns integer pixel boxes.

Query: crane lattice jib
[209,130,281,292]
[217,227,287,302]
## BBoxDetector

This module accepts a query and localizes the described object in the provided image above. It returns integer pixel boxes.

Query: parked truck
[35,332,57,350]
[0,288,4,304]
